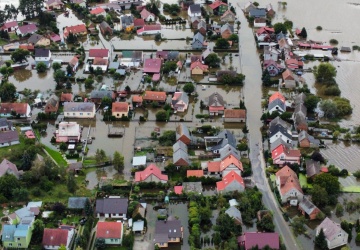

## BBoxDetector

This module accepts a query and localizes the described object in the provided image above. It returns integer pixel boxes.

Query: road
[236,7,302,250]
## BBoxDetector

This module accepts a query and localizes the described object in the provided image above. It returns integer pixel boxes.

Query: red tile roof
[275,165,303,195]
[174,186,183,194]
[61,93,73,102]
[143,58,162,73]
[132,95,143,103]
[19,44,34,51]
[135,164,168,182]
[282,69,294,81]
[140,9,154,19]
[209,106,225,112]
[112,102,129,112]
[256,26,274,35]
[224,109,246,119]
[96,222,122,239]
[209,0,228,9]
[187,170,204,178]
[272,144,301,160]
[137,24,161,35]
[134,18,145,27]
[143,91,166,102]
[238,232,279,249]
[0,103,28,115]
[89,49,109,58]
[64,24,87,37]
[220,154,243,171]
[216,171,245,191]
[42,228,68,247]
[90,7,105,15]
[269,92,285,103]
[207,161,221,172]
[25,130,36,139]
[69,56,79,67]
[1,21,18,29]
[190,61,208,71]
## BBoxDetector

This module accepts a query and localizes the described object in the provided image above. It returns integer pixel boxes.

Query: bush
[195,114,210,119]
[32,187,42,197]
[329,39,338,45]
[316,26,323,31]
[324,85,341,96]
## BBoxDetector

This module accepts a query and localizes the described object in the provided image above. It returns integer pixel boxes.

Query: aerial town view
[0,0,359,249]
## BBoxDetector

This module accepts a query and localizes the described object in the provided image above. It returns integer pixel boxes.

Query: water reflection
[13,69,32,82]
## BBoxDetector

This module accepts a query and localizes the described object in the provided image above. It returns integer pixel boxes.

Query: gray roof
[154,220,182,243]
[299,196,319,215]
[173,140,188,153]
[63,102,95,112]
[294,112,307,128]
[120,15,134,26]
[68,162,83,171]
[270,138,291,152]
[176,123,191,141]
[220,23,234,34]
[95,198,128,214]
[167,51,179,60]
[90,90,114,99]
[116,69,126,75]
[192,32,204,43]
[206,130,237,151]
[2,225,16,242]
[269,124,292,140]
[268,99,286,112]
[109,61,120,69]
[99,21,111,30]
[269,117,292,131]
[299,130,320,146]
[198,20,207,30]
[305,159,320,177]
[189,4,201,13]
[225,206,242,222]
[46,95,59,107]
[0,118,11,129]
[294,93,306,105]
[132,220,144,232]
[0,130,19,144]
[249,8,266,17]
[294,103,307,116]
[35,48,50,57]
[219,144,240,160]
[173,148,190,165]
[207,92,226,107]
[182,182,203,193]
[28,33,44,44]
[15,207,34,219]
[0,159,20,178]
[317,217,347,241]
[172,92,189,108]
[68,197,88,209]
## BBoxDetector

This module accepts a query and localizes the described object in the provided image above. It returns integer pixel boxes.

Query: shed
[132,220,144,233]
[132,156,147,167]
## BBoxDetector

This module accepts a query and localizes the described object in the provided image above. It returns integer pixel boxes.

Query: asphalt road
[235,6,302,250]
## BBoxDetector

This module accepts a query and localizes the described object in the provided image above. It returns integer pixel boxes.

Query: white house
[216,171,245,194]
[96,222,124,246]
[95,197,128,219]
[269,124,292,144]
[63,102,96,118]
[140,9,155,22]
[264,46,280,61]
[316,217,349,249]
[71,0,86,8]
[34,48,51,66]
[42,227,75,250]
[188,4,202,17]
[275,166,303,204]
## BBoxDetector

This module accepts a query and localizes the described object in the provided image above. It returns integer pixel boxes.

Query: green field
[342,186,360,193]
[44,145,68,167]
[0,39,8,46]
[299,173,313,188]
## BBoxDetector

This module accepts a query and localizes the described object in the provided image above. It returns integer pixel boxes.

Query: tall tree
[11,49,30,63]
[315,228,328,250]
[31,219,45,244]
[67,173,77,193]
[95,149,107,165]
[113,151,124,173]
[314,63,337,83]
[0,174,19,199]
[314,173,340,195]
[300,27,307,38]
[0,81,16,102]
[310,184,329,208]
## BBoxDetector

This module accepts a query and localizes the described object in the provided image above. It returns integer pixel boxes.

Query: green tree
[333,97,352,116]
[154,33,162,42]
[257,213,275,232]
[314,173,340,196]
[300,27,307,38]
[95,238,105,249]
[290,216,307,236]
[84,78,94,89]
[158,130,176,146]
[101,96,112,108]
[183,82,195,94]
[310,184,329,208]
[335,203,344,216]
[12,188,29,202]
[67,32,78,44]
[52,62,62,71]
[0,174,19,199]
[315,228,328,250]
[11,48,30,63]
[204,53,221,67]
[214,213,242,240]
[95,149,107,165]
[228,34,239,42]
[156,110,168,122]
[67,173,77,193]
[262,69,272,86]
[314,63,337,83]
[36,62,47,73]
[84,198,93,216]
[304,95,320,112]
[58,245,66,250]
[113,151,124,173]
[237,142,248,151]
[284,20,293,29]
[0,81,16,102]
[273,22,287,34]
[320,100,338,119]
[31,219,45,244]
[162,61,177,74]
[54,69,66,84]
[215,38,230,49]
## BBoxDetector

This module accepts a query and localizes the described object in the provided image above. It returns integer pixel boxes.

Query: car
[79,217,87,225]
[234,54,239,56]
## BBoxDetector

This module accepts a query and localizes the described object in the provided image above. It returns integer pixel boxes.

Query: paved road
[235,6,302,250]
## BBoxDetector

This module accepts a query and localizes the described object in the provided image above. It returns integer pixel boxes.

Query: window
[80,113,83,115]
[73,113,75,115]
[18,243,21,247]
[87,113,90,115]
[67,113,70,115]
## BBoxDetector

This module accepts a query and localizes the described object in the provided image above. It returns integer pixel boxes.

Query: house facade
[171,92,189,112]
[238,232,279,250]
[224,109,246,123]
[63,24,87,38]
[112,102,129,118]
[42,227,75,250]
[154,219,183,248]
[44,95,59,114]
[2,224,32,249]
[34,48,51,65]
[0,103,31,118]
[176,124,191,145]
[275,166,303,203]
[272,144,301,165]
[63,102,96,118]
[188,4,201,17]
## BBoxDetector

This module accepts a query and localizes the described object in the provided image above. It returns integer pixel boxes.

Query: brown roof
[0,103,28,115]
[69,56,79,67]
[61,93,73,102]
[96,222,122,239]
[276,166,303,195]
[42,228,68,247]
[143,91,166,102]
[93,57,108,65]
[64,24,87,36]
[112,102,129,112]
[187,170,204,178]
[132,95,143,103]
[282,69,294,81]
[224,109,246,119]
[89,49,109,58]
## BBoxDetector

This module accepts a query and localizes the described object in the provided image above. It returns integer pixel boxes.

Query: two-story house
[34,48,51,67]
[275,166,303,204]
[96,222,124,246]
[95,197,128,219]
[63,102,96,118]
[316,217,348,249]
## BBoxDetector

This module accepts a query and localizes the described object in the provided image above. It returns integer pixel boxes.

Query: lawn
[0,39,7,46]
[9,33,18,40]
[270,174,276,182]
[342,186,360,193]
[44,145,67,167]
[299,173,313,188]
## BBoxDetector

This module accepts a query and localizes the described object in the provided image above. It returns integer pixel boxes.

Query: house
[132,220,145,234]
[191,32,205,50]
[214,154,243,176]
[197,20,207,36]
[154,218,183,248]
[272,144,301,165]
[243,2,257,13]
[270,138,292,152]
[238,232,279,250]
[1,21,18,32]
[255,26,274,42]
[60,93,73,103]
[266,4,275,17]
[42,227,74,250]
[96,197,128,219]
[89,49,110,60]
[133,18,145,29]
[263,59,284,76]
[71,0,86,7]
[2,224,32,249]
[68,197,88,209]
[209,0,228,15]
[67,56,79,72]
[188,4,201,17]
[17,24,38,36]
[285,58,304,70]
[0,118,12,131]
[282,69,295,88]
[143,91,166,104]
[63,24,87,38]
[96,222,124,245]
[44,95,59,114]
[293,103,308,131]
[89,49,109,72]
[0,103,31,117]
[205,92,226,116]
[219,144,240,160]
[176,124,191,145]
[264,46,281,61]
[136,24,161,35]
[63,102,96,118]
[190,16,200,29]
[216,171,245,193]
[174,186,183,194]
[305,159,322,178]
[0,159,22,179]
[298,130,320,148]
[171,92,189,112]
[224,109,246,123]
[168,51,179,61]
[316,217,348,249]
[55,122,81,143]
[268,98,286,114]
[140,9,155,22]
[100,21,113,35]
[249,8,266,18]
[119,51,143,67]
[135,164,168,183]
[90,90,115,104]
[269,117,292,131]
[112,102,129,118]
[90,7,106,16]
[294,92,306,105]
[181,0,194,10]
[120,15,134,31]
[173,141,190,166]
[19,44,34,51]
[143,58,162,74]
[187,170,204,178]
[46,0,64,10]
[275,166,303,203]
[132,95,143,107]
[34,48,51,66]
[254,17,267,28]
[68,162,83,173]
[190,61,208,75]
[220,9,236,23]
[28,34,50,46]
[205,129,237,153]
[220,23,234,39]
[225,206,242,224]
[269,124,292,144]
[298,196,321,220]
[0,130,20,148]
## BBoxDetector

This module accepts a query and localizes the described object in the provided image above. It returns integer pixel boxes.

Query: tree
[58,245,66,250]
[273,22,287,34]
[31,219,45,244]
[52,62,62,71]
[54,69,66,84]
[125,85,131,92]
[215,38,230,49]
[162,61,177,74]
[84,78,94,89]
[228,34,239,42]
[183,82,195,94]
[95,149,107,165]
[300,27,307,38]
[304,95,320,112]
[314,63,337,83]
[158,130,176,146]
[333,97,352,116]
[67,32,78,44]
[101,96,112,108]
[284,20,293,30]
[290,216,307,236]
[84,198,93,216]
[310,184,328,208]
[66,64,73,76]
[204,53,221,67]
[315,228,328,250]
[12,188,29,202]
[314,173,340,196]
[257,213,275,232]
[335,203,344,216]
[219,73,245,86]
[353,170,360,178]
[262,69,272,86]
[36,62,47,73]
[320,100,338,119]
[67,173,77,193]
[11,49,30,63]
[154,33,162,42]
[214,213,242,240]
[0,81,16,102]
[237,142,248,151]
[113,151,124,173]
[95,238,106,249]
[0,174,19,199]
[156,110,168,122]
